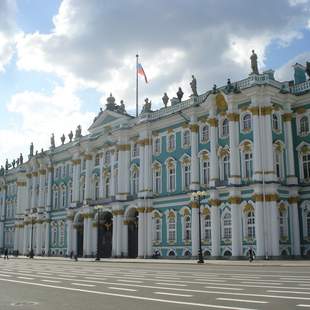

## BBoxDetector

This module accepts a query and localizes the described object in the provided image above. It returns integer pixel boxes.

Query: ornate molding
[84,154,93,161]
[283,113,292,122]
[137,207,145,213]
[32,171,38,177]
[227,113,239,122]
[117,144,131,151]
[16,181,27,187]
[252,193,279,202]
[72,159,81,165]
[39,169,46,175]
[190,201,199,209]
[228,196,242,204]
[288,196,299,204]
[189,124,199,133]
[208,199,221,206]
[207,118,218,127]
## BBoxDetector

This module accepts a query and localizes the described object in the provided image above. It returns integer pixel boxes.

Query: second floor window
[302,154,310,180]
[300,116,309,135]
[184,165,191,189]
[183,130,190,147]
[201,125,209,142]
[132,143,139,158]
[153,137,161,154]
[168,135,175,151]
[272,114,280,131]
[222,119,229,137]
[168,166,176,192]
[244,153,253,179]
[243,114,252,131]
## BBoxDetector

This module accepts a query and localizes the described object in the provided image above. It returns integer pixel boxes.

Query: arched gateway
[96,211,113,258]
[126,207,138,258]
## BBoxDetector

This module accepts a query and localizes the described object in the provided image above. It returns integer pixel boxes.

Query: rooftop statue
[306,62,310,80]
[177,87,184,102]
[226,78,233,93]
[5,159,9,170]
[0,166,4,176]
[30,142,34,157]
[16,158,20,166]
[212,84,217,94]
[117,100,126,114]
[233,83,241,94]
[162,92,169,108]
[75,125,82,139]
[250,50,259,75]
[19,153,23,165]
[50,133,55,148]
[141,98,152,114]
[106,93,117,111]
[190,75,198,96]
[12,159,16,168]
[61,134,65,145]
[68,130,73,142]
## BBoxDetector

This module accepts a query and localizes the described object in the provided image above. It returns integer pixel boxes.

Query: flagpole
[136,54,139,117]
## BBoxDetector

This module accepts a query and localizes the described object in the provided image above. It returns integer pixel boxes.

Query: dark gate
[77,225,84,257]
[98,212,113,258]
[128,219,138,258]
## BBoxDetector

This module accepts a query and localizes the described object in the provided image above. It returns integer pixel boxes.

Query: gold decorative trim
[123,220,129,225]
[249,106,259,115]
[72,159,81,165]
[283,113,292,122]
[84,154,93,160]
[209,199,221,206]
[243,203,254,213]
[189,124,199,133]
[227,113,239,122]
[137,207,145,213]
[207,118,218,127]
[261,106,273,115]
[39,169,46,175]
[32,171,38,177]
[167,128,174,133]
[278,202,287,213]
[16,181,27,187]
[288,196,299,204]
[26,173,32,178]
[83,213,93,219]
[146,207,154,213]
[252,193,279,202]
[190,201,199,209]
[117,144,131,151]
[296,107,306,114]
[182,123,189,129]
[117,192,129,195]
[228,196,242,204]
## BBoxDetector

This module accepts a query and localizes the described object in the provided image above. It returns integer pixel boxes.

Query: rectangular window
[184,165,191,189]
[202,161,210,185]
[303,154,310,179]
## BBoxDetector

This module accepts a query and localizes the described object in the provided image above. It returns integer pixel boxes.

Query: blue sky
[0,0,309,165]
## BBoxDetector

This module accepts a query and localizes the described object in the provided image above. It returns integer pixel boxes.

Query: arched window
[105,151,111,164]
[153,137,161,154]
[183,130,190,147]
[275,151,283,179]
[300,116,309,135]
[243,114,252,131]
[168,215,176,242]
[246,211,255,238]
[153,168,161,194]
[302,154,310,180]
[132,170,139,196]
[167,164,176,192]
[279,209,288,238]
[95,154,100,166]
[307,211,310,238]
[68,185,72,203]
[204,214,211,241]
[183,163,191,190]
[153,216,162,242]
[184,215,191,241]
[223,213,232,239]
[222,119,229,137]
[61,188,66,207]
[244,152,253,179]
[168,134,175,151]
[54,191,59,209]
[51,224,57,246]
[202,160,210,186]
[105,177,110,198]
[201,125,209,143]
[95,181,100,200]
[223,155,230,181]
[132,143,139,158]
[272,114,279,131]
[59,222,65,246]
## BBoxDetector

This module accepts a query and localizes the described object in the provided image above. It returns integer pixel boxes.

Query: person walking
[4,248,9,260]
[248,247,254,262]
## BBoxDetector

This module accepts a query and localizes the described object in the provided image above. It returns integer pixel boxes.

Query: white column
[66,218,73,255]
[31,171,38,209]
[144,139,153,197]
[122,220,128,257]
[255,199,265,257]
[209,113,219,187]
[191,202,199,257]
[22,223,28,254]
[146,207,153,257]
[83,215,92,256]
[112,213,117,257]
[251,103,262,181]
[230,190,242,257]
[210,190,220,256]
[72,226,77,255]
[99,155,104,199]
[138,208,145,257]
[290,197,301,256]
[38,168,46,208]
[0,222,3,250]
[46,167,53,209]
[270,200,280,257]
[45,220,50,255]
[14,226,19,252]
[190,117,199,191]
[110,150,116,197]
[72,160,81,203]
[117,143,130,200]
[35,222,42,255]
[138,141,145,195]
[116,211,124,257]
[283,114,298,185]
[228,111,241,184]
[84,155,93,201]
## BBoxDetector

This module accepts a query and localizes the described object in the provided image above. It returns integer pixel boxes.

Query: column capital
[208,199,221,207]
[207,118,218,127]
[117,144,131,151]
[227,196,242,204]
[72,159,81,165]
[84,154,93,161]
[283,113,293,122]
[189,124,199,133]
[288,196,299,204]
[227,113,239,122]
[137,207,145,213]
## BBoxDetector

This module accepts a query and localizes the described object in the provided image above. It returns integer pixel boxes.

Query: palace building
[1,60,310,259]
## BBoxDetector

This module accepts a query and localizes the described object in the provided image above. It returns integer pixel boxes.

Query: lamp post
[95,205,104,261]
[191,191,207,264]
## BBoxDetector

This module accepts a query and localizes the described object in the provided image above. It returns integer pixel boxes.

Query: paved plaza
[0,259,310,309]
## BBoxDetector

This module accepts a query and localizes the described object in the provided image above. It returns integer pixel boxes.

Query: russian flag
[138,63,148,83]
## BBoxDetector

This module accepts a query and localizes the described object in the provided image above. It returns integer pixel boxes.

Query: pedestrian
[70,251,73,259]
[248,247,254,262]
[74,254,78,261]
[4,248,8,260]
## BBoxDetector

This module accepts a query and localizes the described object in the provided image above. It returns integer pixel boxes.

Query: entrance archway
[98,211,113,258]
[127,208,138,258]
[75,214,84,257]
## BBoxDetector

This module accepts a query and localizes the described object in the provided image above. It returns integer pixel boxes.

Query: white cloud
[0,86,95,164]
[0,0,17,72]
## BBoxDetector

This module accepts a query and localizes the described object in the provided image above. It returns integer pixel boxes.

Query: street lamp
[95,205,104,261]
[191,191,207,264]
[29,209,37,259]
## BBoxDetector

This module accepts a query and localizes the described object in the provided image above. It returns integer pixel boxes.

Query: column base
[286,176,298,185]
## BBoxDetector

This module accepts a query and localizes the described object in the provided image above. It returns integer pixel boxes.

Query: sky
[0,0,310,166]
